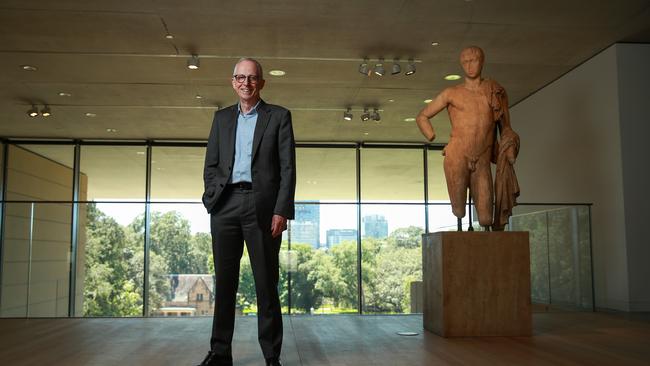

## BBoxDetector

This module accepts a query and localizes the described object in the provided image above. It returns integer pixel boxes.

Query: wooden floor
[1,312,649,365]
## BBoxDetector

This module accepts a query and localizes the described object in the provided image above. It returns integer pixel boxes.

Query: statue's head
[459,46,485,79]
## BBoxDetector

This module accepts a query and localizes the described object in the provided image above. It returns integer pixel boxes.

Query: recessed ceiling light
[136,151,145,155]
[269,70,286,76]
[21,65,37,71]
[431,42,440,46]
[106,128,117,133]
[58,92,72,97]
[195,94,203,99]
[165,34,174,39]
[444,74,461,81]
[364,132,370,136]
[404,117,416,122]
[388,99,395,102]
[424,99,432,103]
[85,112,97,117]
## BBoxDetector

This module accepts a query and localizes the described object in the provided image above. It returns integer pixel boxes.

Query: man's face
[232,60,265,103]
[460,50,483,79]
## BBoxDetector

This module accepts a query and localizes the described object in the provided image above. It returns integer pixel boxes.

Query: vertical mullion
[588,205,595,312]
[356,144,362,314]
[143,141,152,316]
[68,142,81,316]
[423,146,429,234]
[0,142,9,312]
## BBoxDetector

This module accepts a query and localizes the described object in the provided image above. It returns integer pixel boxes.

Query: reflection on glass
[296,148,356,201]
[151,147,205,201]
[80,145,146,200]
[361,148,424,202]
[510,205,593,310]
[361,205,424,314]
[6,144,73,201]
[80,202,144,316]
[1,203,71,317]
[510,206,551,305]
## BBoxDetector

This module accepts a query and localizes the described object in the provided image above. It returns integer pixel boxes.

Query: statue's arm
[497,89,518,164]
[497,87,513,132]
[416,89,449,141]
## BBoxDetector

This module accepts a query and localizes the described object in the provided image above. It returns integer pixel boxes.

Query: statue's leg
[444,154,469,231]
[470,154,494,228]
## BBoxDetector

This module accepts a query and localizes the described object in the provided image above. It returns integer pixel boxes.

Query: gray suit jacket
[202,100,296,223]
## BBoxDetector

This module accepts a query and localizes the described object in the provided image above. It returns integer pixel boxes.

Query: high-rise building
[326,229,357,248]
[362,214,388,238]
[291,203,320,248]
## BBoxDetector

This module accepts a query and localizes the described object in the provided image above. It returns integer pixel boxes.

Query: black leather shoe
[196,350,233,366]
[265,357,282,366]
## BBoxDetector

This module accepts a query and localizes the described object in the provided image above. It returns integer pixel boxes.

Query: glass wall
[77,145,147,316]
[81,202,145,316]
[289,147,358,314]
[360,148,425,313]
[360,204,424,314]
[0,141,595,317]
[151,147,205,201]
[510,205,593,310]
[2,144,74,316]
[148,147,213,316]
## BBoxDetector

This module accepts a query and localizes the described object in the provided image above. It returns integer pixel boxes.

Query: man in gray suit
[198,58,296,366]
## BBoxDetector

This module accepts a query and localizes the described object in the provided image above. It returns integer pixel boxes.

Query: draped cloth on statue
[486,78,520,231]
[493,128,520,231]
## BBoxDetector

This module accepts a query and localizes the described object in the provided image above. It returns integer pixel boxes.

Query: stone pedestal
[422,231,532,337]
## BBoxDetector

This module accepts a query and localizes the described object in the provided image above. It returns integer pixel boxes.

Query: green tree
[307,248,345,308]
[192,231,213,274]
[237,248,257,312]
[129,211,209,274]
[83,203,142,316]
[288,243,323,312]
[387,226,424,249]
[330,240,361,309]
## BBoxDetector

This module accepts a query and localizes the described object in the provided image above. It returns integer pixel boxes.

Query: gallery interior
[1,0,649,365]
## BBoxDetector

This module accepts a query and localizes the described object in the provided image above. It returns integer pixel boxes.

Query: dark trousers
[209,186,283,361]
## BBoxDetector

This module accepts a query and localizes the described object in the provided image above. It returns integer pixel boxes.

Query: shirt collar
[237,100,261,116]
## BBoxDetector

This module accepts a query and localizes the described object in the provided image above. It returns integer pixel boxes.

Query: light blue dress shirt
[230,101,260,183]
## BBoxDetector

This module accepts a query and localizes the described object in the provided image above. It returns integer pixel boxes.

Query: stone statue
[416,46,520,231]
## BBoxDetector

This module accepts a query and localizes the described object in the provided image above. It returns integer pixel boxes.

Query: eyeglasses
[233,74,261,84]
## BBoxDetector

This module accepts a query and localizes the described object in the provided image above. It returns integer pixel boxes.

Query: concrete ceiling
[1,0,649,144]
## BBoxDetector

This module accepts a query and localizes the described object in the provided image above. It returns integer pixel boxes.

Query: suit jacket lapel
[252,100,270,161]
[224,105,238,164]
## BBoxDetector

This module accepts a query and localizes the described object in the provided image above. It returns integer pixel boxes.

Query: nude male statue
[416,46,519,231]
